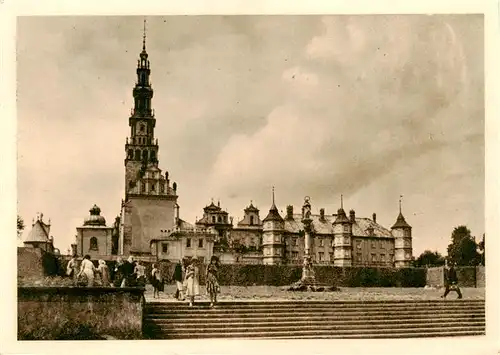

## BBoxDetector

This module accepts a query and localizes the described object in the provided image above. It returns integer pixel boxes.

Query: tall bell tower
[124,20,159,196]
[119,20,179,256]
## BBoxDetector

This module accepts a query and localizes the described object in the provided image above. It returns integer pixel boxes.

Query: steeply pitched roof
[24,220,50,243]
[391,212,412,229]
[262,202,284,222]
[204,202,220,212]
[333,208,351,224]
[283,213,393,238]
[244,203,259,213]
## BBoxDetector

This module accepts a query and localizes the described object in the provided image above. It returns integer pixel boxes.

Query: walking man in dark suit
[441,262,463,299]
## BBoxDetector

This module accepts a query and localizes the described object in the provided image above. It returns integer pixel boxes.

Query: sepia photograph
[3,3,498,354]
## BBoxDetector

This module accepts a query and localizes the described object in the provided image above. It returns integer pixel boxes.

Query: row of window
[186,238,204,249]
[127,148,156,161]
[208,215,228,224]
[130,137,151,145]
[263,247,282,256]
[134,97,151,111]
[161,238,205,253]
[289,237,352,248]
[354,253,394,263]
[129,181,165,194]
[283,250,395,263]
[354,240,390,250]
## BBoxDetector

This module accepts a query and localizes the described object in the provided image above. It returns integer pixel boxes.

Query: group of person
[67,254,462,302]
[151,256,221,307]
[66,254,147,288]
[68,254,221,306]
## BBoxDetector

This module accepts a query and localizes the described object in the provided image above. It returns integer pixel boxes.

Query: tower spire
[341,194,343,209]
[272,186,275,205]
[142,18,147,51]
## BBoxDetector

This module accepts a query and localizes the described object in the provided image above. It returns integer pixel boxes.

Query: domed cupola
[83,204,106,226]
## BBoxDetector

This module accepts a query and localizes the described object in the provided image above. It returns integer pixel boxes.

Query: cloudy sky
[17,15,484,256]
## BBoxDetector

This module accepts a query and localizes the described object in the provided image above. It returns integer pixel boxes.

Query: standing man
[441,261,463,299]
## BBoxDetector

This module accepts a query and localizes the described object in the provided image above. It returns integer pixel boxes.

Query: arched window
[212,216,216,223]
[135,150,141,160]
[250,215,254,225]
[151,183,155,191]
[89,237,98,251]
[150,150,156,160]
[218,216,222,223]
[128,149,133,159]
[160,183,164,193]
[141,182,146,192]
[142,150,148,160]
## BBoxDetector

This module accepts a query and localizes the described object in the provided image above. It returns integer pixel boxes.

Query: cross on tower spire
[272,186,275,205]
[341,194,343,209]
[399,195,403,214]
[142,18,147,51]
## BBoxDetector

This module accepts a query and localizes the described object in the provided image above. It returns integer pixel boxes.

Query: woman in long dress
[206,256,220,308]
[77,255,96,287]
[172,261,184,301]
[66,256,78,284]
[97,259,111,287]
[184,259,200,307]
[113,257,124,287]
[151,264,164,298]
[134,261,146,287]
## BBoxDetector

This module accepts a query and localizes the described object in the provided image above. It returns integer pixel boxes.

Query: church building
[68,24,414,268]
[118,28,180,257]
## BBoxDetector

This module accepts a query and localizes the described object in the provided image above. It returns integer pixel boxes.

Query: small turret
[391,195,413,268]
[262,187,284,265]
[332,195,352,267]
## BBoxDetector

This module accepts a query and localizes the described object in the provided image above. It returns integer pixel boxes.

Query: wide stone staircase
[143,299,485,339]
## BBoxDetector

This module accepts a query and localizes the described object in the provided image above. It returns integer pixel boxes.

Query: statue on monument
[302,196,312,221]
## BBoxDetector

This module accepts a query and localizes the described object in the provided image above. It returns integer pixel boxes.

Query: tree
[414,250,445,267]
[477,233,485,265]
[17,215,25,238]
[446,225,480,266]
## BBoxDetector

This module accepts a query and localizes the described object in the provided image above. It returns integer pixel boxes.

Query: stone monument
[286,197,337,292]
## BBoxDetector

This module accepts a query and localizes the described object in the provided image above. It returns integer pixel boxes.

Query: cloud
[204,15,483,246]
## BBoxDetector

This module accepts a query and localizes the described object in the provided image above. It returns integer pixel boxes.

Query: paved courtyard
[144,284,485,303]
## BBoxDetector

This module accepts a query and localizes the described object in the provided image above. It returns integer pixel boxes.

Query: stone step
[143,299,485,339]
[147,299,484,307]
[225,330,486,340]
[146,305,485,316]
[146,325,485,339]
[147,316,484,329]
[146,309,484,321]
